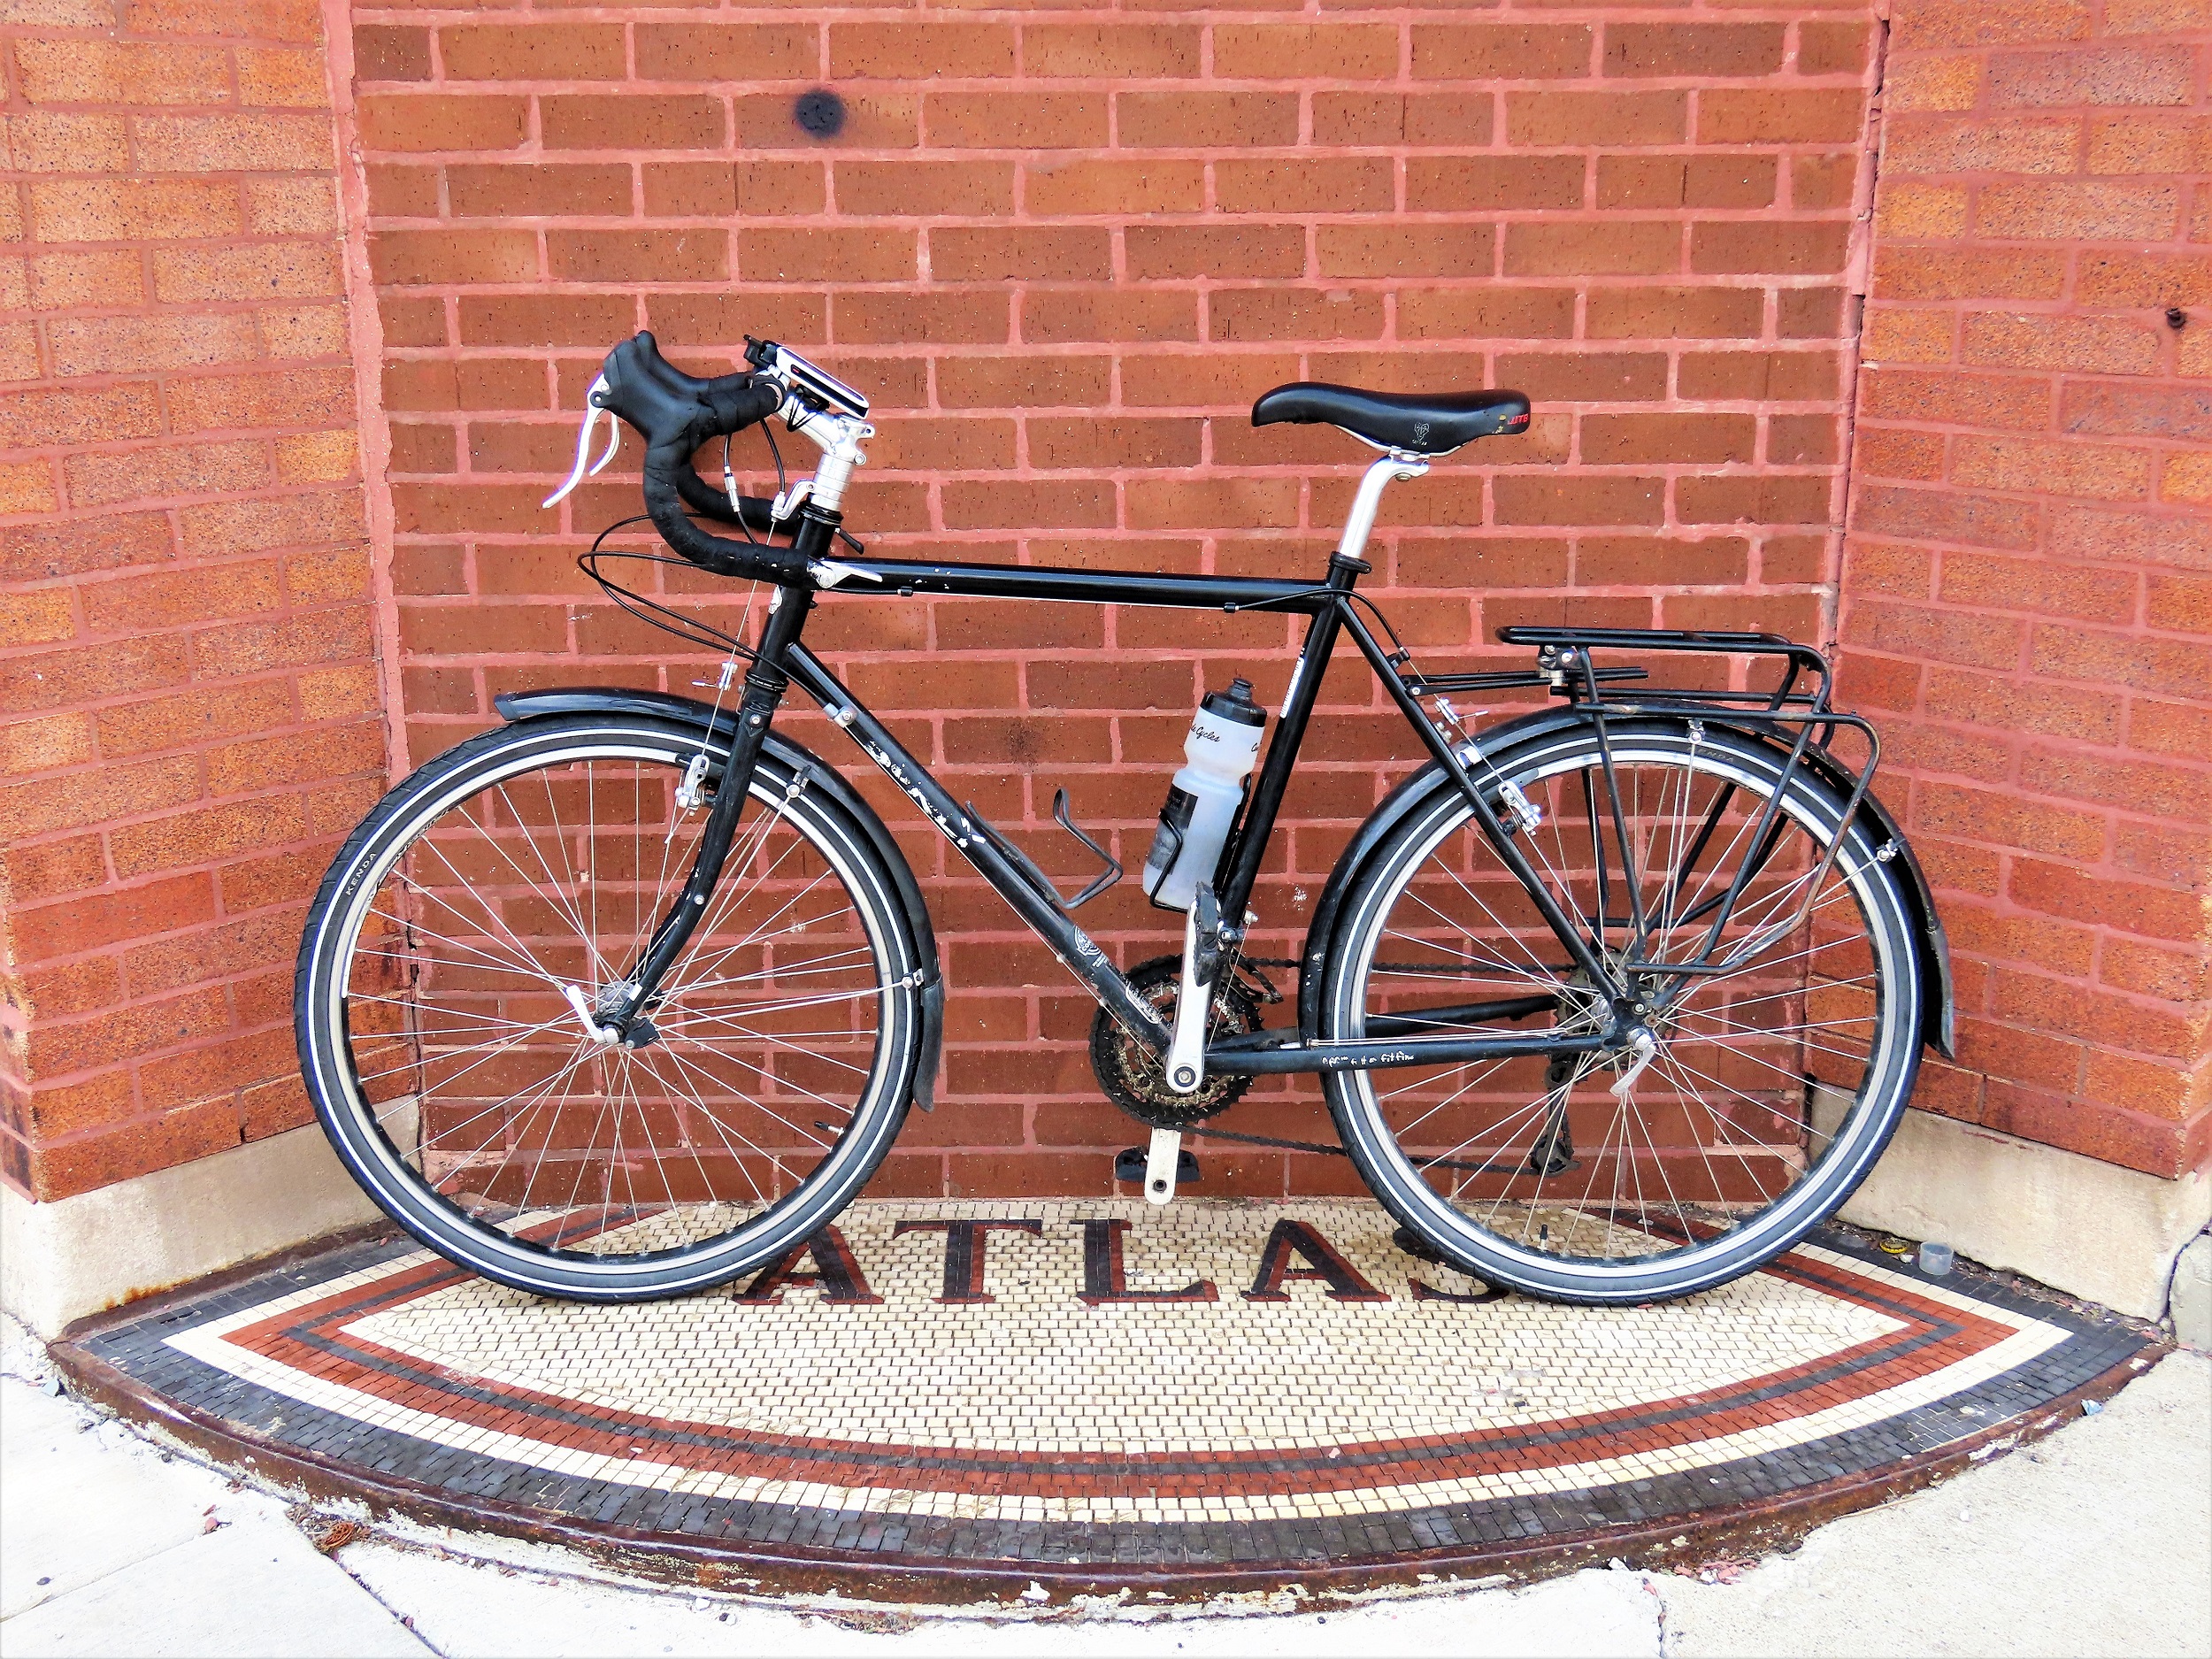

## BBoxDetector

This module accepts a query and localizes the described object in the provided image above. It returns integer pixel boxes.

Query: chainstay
[1192,1122,1541,1180]
[1204,960,1545,1177]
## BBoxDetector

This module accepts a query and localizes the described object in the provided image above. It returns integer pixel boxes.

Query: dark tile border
[49,1228,2164,1603]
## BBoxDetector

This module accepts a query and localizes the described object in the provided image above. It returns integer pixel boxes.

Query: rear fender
[493,687,947,1107]
[1297,703,1954,1057]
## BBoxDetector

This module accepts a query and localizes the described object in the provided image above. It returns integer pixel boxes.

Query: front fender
[1297,704,1954,1058]
[492,686,948,1107]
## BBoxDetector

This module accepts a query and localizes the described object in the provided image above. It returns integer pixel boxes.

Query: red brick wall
[1839,2,2212,1181]
[0,0,387,1200]
[12,3,2202,1217]
[350,2,1880,1198]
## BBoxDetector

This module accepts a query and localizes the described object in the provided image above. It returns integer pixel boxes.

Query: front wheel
[1321,720,1923,1304]
[296,713,923,1301]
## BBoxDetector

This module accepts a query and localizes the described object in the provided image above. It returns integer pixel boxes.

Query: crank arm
[1164,903,1209,1094]
[1142,1127,1182,1205]
[1163,884,1223,1094]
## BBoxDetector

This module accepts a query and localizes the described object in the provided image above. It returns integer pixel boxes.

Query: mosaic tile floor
[54,1199,2155,1594]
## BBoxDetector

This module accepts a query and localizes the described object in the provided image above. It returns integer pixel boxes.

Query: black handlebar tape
[670,465,780,536]
[592,331,802,581]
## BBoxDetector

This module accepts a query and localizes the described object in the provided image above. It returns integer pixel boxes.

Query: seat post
[1335,453,1428,566]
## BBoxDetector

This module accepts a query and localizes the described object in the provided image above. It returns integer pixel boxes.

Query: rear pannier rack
[1489,626,1886,953]
[1394,661,1649,697]
[1495,625,1836,715]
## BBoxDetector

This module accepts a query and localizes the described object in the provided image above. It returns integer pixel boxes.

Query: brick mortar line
[1844,595,2212,641]
[12,880,332,936]
[2,837,378,909]
[0,481,368,521]
[4,627,365,672]
[0,431,365,467]
[0,540,373,626]
[17,974,313,1046]
[6,747,388,808]
[11,223,345,256]
[0,364,356,387]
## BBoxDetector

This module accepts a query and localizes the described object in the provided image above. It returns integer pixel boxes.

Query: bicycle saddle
[1250,381,1531,455]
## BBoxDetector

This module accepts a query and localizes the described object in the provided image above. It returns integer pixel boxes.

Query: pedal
[1142,1127,1184,1204]
[1117,1142,1201,1193]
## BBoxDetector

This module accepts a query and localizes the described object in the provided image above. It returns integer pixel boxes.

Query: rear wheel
[296,714,921,1301]
[1321,721,1921,1303]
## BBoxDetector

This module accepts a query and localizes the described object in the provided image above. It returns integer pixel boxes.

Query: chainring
[1089,954,1264,1129]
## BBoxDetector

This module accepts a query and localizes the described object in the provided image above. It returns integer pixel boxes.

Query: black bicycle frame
[610,514,1632,1076]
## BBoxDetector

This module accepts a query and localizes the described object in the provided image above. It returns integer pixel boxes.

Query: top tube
[810,555,1337,613]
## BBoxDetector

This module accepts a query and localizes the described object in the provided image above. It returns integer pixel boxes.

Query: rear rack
[1494,625,1834,713]
[1473,625,1886,976]
[1399,663,1647,697]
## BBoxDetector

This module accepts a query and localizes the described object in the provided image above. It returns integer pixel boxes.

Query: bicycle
[296,331,1954,1307]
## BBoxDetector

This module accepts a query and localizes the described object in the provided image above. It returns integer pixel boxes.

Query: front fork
[584,555,821,1045]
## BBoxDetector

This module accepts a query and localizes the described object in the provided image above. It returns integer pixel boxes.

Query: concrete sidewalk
[2,1318,2206,1659]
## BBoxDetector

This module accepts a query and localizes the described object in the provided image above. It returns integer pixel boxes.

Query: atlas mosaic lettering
[727,1215,1463,1308]
[54,1205,2154,1590]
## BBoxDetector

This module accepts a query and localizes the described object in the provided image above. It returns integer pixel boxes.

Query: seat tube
[1217,598,1339,921]
[1216,456,1417,921]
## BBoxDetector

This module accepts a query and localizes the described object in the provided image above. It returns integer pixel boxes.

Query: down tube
[780,642,1171,1055]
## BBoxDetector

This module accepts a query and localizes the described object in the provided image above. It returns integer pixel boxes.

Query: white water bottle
[1142,677,1266,911]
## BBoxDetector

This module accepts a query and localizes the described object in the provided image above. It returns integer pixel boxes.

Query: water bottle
[1142,677,1266,911]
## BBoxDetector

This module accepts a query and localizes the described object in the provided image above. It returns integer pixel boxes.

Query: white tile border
[159,1226,2072,1530]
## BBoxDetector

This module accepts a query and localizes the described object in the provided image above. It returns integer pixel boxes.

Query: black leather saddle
[1251,381,1531,455]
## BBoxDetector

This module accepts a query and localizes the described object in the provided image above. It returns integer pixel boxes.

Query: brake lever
[541,373,618,509]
